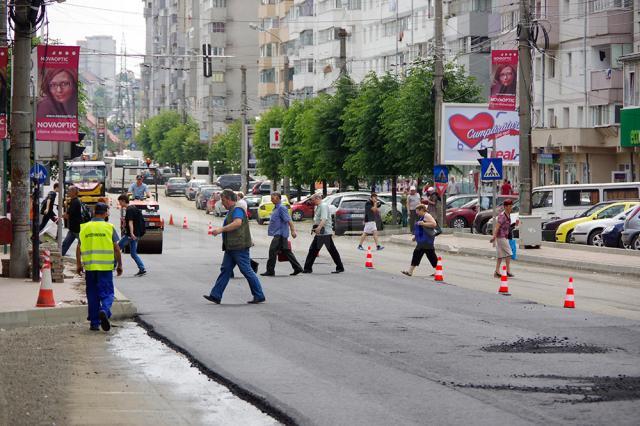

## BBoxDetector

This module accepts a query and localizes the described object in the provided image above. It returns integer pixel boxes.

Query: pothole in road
[452,375,640,403]
[482,337,609,354]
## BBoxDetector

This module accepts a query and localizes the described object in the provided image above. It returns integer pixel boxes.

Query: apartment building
[524,0,636,186]
[77,35,117,104]
[140,0,259,139]
[258,0,494,103]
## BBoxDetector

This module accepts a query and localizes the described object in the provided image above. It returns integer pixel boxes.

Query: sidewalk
[389,232,640,277]
[0,257,136,329]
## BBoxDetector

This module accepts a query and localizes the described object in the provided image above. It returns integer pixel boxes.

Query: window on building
[563,107,570,127]
[260,95,279,108]
[577,106,584,127]
[630,71,637,106]
[294,59,314,74]
[211,0,227,7]
[212,46,225,56]
[260,68,276,83]
[211,72,225,82]
[211,96,225,107]
[209,22,225,33]
[564,52,572,77]
[547,108,555,127]
[260,43,278,57]
[591,105,610,125]
[547,55,555,78]
[318,27,340,44]
[614,104,622,123]
[299,30,314,46]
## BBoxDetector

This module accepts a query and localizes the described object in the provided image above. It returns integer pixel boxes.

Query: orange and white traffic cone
[207,222,214,236]
[36,252,55,308]
[564,277,575,309]
[365,246,374,269]
[182,216,188,229]
[498,265,510,295]
[434,256,444,281]
[169,214,174,226]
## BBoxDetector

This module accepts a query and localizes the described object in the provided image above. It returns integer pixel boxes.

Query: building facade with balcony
[525,0,636,186]
[141,0,259,140]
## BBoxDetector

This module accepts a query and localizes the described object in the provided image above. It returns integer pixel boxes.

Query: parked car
[446,194,479,209]
[555,201,639,243]
[257,195,291,225]
[473,199,520,235]
[334,197,369,236]
[571,206,638,246]
[216,174,242,191]
[185,179,206,200]
[245,195,261,220]
[195,186,220,210]
[446,195,517,229]
[164,177,188,197]
[158,166,176,184]
[621,204,640,250]
[602,222,628,248]
[291,195,315,221]
[541,202,616,241]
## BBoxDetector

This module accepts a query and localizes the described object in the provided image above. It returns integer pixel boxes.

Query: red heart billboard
[448,112,495,149]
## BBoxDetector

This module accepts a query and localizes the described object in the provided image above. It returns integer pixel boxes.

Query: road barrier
[498,265,510,295]
[564,277,575,309]
[36,251,56,308]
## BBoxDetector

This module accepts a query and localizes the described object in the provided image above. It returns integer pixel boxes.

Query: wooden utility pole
[0,1,7,219]
[338,28,347,76]
[433,0,445,226]
[518,0,533,215]
[282,53,290,197]
[9,0,33,278]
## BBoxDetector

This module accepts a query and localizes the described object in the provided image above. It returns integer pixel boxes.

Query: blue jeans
[61,231,79,256]
[85,270,114,328]
[118,235,146,272]
[210,249,265,301]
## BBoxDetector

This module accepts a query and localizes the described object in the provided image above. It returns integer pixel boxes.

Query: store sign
[441,103,520,165]
[537,153,558,165]
[620,107,640,148]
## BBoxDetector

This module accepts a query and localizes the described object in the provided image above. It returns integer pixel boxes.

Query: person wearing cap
[490,199,515,278]
[357,192,384,251]
[117,194,147,277]
[128,175,150,200]
[425,186,438,218]
[76,202,122,331]
[406,186,421,233]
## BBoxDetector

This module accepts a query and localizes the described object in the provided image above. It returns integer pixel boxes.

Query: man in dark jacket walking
[40,182,59,231]
[204,189,265,304]
[261,192,303,276]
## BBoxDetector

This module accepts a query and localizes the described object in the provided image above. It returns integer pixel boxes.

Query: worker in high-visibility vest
[76,202,123,331]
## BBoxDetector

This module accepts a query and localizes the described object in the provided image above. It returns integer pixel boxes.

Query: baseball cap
[94,202,109,215]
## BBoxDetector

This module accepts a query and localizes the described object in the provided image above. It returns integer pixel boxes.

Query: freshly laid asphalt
[115,194,640,425]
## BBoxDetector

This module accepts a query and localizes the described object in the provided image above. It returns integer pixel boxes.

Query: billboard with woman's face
[36,45,80,142]
[0,47,7,138]
[489,50,518,111]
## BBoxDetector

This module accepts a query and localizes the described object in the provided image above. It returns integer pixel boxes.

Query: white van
[190,160,210,183]
[532,182,640,222]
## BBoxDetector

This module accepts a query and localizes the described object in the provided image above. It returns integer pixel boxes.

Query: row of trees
[252,60,483,191]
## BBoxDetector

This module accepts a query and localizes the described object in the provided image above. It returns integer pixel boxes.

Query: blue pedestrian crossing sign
[480,158,503,181]
[30,163,48,184]
[433,165,448,184]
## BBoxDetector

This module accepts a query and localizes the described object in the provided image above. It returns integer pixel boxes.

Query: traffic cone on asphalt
[498,265,510,295]
[564,277,575,309]
[182,216,188,229]
[434,257,444,281]
[365,246,374,269]
[36,252,55,308]
[169,214,174,226]
[207,222,214,236]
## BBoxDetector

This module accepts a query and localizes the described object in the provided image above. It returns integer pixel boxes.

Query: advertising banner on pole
[0,47,7,138]
[441,103,520,165]
[36,45,80,142]
[489,50,518,111]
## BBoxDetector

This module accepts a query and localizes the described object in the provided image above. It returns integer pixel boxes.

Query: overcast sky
[45,0,145,76]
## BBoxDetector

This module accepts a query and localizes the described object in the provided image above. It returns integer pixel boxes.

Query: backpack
[131,207,146,238]
[80,202,92,224]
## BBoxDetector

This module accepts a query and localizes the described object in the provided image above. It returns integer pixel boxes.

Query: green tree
[208,119,241,173]
[136,110,182,161]
[281,99,318,190]
[382,60,483,177]
[254,107,285,189]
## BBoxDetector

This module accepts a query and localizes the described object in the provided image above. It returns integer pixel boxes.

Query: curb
[389,235,640,277]
[0,300,137,329]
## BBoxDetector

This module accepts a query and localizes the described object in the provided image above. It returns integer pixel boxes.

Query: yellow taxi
[555,201,639,243]
[257,194,292,225]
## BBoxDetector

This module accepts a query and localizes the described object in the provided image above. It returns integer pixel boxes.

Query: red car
[446,195,517,229]
[291,195,315,221]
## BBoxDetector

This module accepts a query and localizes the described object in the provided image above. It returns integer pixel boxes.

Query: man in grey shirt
[303,193,344,274]
[406,186,421,233]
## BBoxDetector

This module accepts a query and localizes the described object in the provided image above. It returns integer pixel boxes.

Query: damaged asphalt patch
[482,336,609,354]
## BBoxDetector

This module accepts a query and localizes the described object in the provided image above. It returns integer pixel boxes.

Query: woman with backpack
[402,204,440,277]
[117,194,147,277]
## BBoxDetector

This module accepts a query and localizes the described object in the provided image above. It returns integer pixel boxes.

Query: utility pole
[433,0,445,227]
[240,65,248,194]
[9,0,32,278]
[0,0,7,220]
[518,0,533,215]
[282,52,290,197]
[338,28,347,76]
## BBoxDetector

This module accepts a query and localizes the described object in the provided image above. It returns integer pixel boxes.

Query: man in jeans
[204,189,265,304]
[117,194,147,277]
[303,193,344,274]
[261,192,303,276]
[62,186,82,256]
